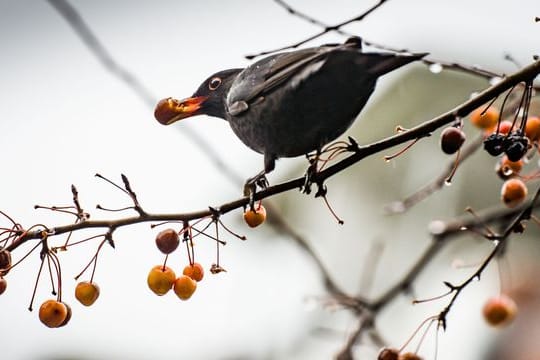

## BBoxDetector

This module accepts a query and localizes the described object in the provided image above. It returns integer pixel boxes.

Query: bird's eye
[208,77,222,91]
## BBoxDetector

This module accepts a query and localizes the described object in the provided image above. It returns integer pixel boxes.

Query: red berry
[501,178,528,208]
[483,294,517,327]
[497,120,513,135]
[155,228,180,254]
[183,262,204,282]
[243,204,267,228]
[440,127,466,154]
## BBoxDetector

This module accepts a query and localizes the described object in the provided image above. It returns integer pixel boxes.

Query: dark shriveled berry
[440,127,466,154]
[504,135,528,162]
[483,133,505,156]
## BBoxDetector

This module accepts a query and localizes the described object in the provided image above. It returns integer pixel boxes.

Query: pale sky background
[0,1,539,359]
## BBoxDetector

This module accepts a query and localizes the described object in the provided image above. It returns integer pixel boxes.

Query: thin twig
[385,133,484,214]
[46,0,245,187]
[271,0,540,90]
[246,0,389,59]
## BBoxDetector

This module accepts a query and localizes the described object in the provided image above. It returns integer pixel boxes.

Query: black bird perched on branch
[155,37,426,194]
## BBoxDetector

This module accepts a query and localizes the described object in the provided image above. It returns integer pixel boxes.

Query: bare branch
[385,133,484,214]
[5,57,540,254]
[245,0,389,59]
[270,0,540,89]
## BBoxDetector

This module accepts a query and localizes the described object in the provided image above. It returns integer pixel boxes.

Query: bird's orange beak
[154,96,208,125]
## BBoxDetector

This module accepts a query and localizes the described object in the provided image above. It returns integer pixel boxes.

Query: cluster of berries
[147,202,268,299]
[147,229,203,300]
[0,202,269,328]
[2,246,102,327]
[440,105,540,208]
[37,280,101,328]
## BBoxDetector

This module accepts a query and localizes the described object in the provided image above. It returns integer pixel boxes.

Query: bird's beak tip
[154,96,207,125]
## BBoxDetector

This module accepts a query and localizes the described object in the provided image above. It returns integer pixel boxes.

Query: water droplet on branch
[429,63,443,74]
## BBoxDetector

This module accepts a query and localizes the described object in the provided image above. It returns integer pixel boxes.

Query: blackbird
[155,37,425,191]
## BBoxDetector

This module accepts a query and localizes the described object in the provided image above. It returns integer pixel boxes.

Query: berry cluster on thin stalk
[0,173,256,327]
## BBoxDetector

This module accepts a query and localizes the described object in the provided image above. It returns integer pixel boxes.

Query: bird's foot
[302,157,319,195]
[243,172,269,210]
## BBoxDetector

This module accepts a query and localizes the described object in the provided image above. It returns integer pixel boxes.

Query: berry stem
[28,252,46,312]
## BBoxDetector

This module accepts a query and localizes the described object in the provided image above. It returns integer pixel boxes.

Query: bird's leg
[243,155,275,210]
[302,149,321,194]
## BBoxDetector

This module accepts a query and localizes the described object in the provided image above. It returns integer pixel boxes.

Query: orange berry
[147,265,176,296]
[183,262,204,282]
[155,228,179,254]
[501,178,528,208]
[495,155,524,179]
[525,116,540,141]
[0,277,6,295]
[75,281,100,306]
[243,204,267,228]
[378,348,399,360]
[483,294,517,327]
[58,302,72,327]
[39,299,69,328]
[173,275,197,300]
[470,107,499,130]
[399,352,423,360]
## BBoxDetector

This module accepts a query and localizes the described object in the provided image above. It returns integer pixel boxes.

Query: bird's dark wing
[227,46,337,115]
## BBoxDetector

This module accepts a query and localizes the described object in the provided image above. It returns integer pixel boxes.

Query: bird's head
[154,68,242,125]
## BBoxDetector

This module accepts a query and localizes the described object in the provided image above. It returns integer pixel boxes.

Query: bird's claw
[244,173,269,210]
[302,160,319,194]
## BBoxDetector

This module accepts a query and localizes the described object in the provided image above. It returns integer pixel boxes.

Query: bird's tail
[362,52,428,77]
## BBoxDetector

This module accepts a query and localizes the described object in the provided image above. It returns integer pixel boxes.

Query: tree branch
[245,0,389,59]
[5,58,540,253]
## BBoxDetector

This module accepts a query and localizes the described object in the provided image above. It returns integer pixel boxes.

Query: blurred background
[1,1,539,359]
